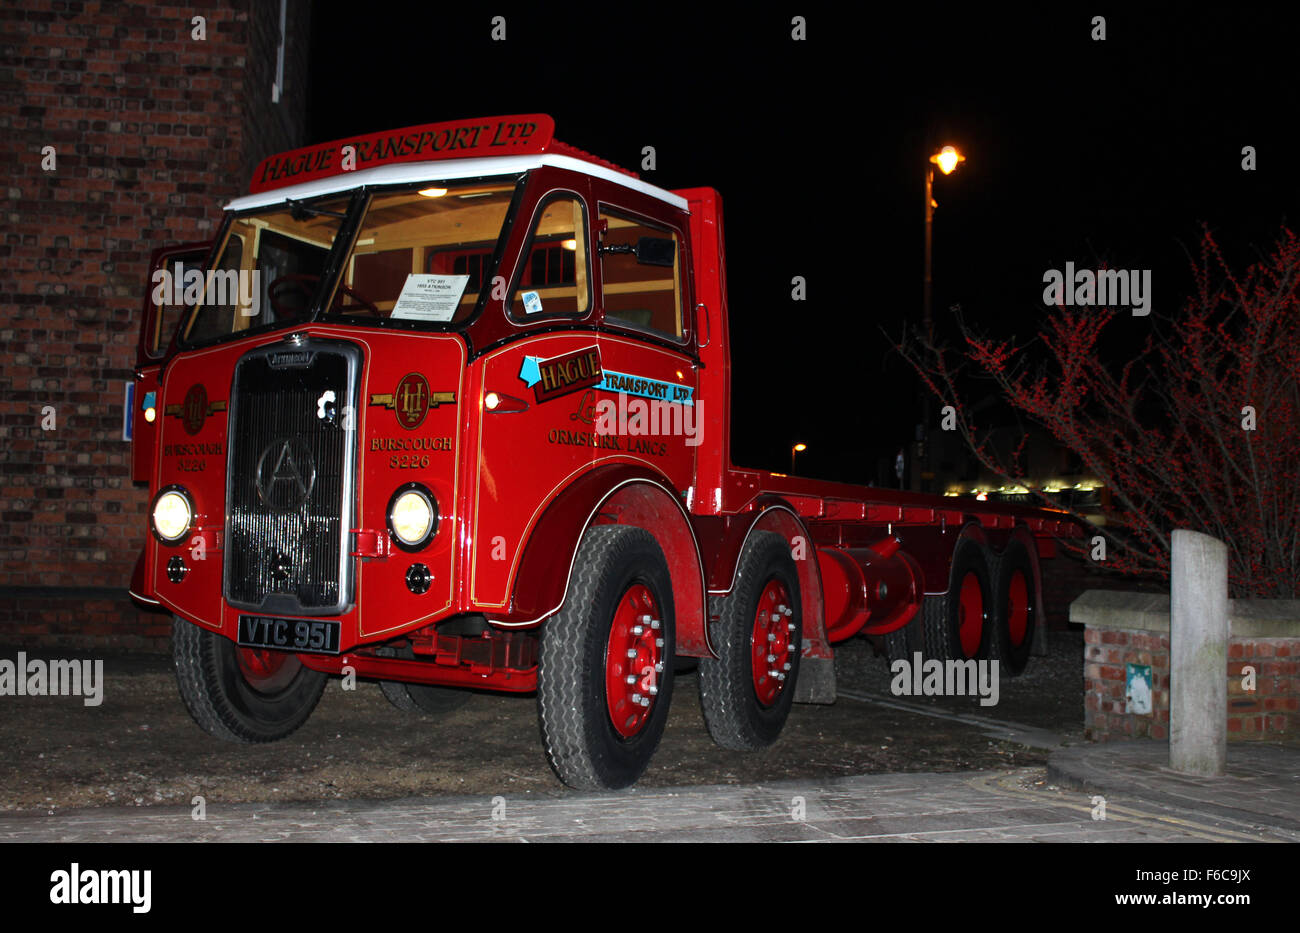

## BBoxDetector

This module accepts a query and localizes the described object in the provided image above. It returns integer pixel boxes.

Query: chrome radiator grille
[223,340,360,615]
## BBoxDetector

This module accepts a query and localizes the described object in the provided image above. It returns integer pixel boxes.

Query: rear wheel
[923,537,994,662]
[172,616,327,742]
[699,532,802,750]
[537,525,675,790]
[989,539,1037,675]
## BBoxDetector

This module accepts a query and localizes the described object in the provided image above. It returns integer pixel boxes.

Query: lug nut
[771,613,781,622]
[782,606,793,617]
[632,625,644,635]
[766,653,776,663]
[768,669,779,678]
[783,662,792,671]
[632,693,642,703]
[787,623,797,632]
[777,673,786,681]
[627,649,637,659]
[640,697,651,707]
[626,675,636,685]
[639,614,652,623]
[654,662,664,673]
[655,638,664,647]
[650,619,661,631]
[648,685,659,696]
[768,633,776,642]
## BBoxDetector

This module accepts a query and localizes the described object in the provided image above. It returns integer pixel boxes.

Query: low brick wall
[1,587,171,654]
[1072,591,1300,742]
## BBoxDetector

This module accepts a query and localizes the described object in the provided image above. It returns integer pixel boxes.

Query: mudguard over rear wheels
[698,531,803,750]
[537,525,676,790]
[172,615,328,743]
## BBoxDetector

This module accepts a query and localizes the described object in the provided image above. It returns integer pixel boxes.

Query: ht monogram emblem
[369,372,454,430]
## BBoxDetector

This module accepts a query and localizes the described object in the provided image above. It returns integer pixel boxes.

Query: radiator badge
[255,438,317,507]
[163,383,226,436]
[369,372,454,430]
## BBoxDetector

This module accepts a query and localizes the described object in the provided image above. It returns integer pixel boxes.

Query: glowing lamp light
[929,145,965,176]
[484,391,501,411]
[144,407,156,423]
[418,187,448,198]
[561,239,577,251]
[793,443,807,453]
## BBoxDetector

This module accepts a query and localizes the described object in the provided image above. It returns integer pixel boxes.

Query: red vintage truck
[129,115,1079,789]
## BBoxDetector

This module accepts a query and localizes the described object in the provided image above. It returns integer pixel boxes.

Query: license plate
[238,615,341,654]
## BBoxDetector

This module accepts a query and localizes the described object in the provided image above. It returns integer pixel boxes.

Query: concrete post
[1169,529,1228,775]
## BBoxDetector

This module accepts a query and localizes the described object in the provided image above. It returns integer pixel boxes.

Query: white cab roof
[225,153,688,212]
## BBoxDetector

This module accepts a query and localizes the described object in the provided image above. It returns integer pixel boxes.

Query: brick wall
[1075,592,1300,742]
[0,0,310,652]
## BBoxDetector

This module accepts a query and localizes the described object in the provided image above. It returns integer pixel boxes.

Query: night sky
[305,5,1300,484]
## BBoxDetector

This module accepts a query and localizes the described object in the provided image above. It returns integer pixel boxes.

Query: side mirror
[634,236,675,267]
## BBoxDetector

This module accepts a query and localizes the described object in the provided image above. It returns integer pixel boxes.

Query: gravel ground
[0,631,1084,813]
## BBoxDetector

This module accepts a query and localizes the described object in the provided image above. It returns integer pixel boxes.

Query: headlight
[151,486,194,544]
[387,483,437,551]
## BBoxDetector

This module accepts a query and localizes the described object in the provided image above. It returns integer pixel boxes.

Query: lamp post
[923,145,965,341]
[791,443,806,475]
[918,145,965,493]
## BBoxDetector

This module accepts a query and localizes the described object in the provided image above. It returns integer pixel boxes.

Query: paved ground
[2,631,1296,842]
[1,761,1291,843]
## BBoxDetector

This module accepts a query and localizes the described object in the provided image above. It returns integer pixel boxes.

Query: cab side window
[598,207,684,341]
[508,195,591,319]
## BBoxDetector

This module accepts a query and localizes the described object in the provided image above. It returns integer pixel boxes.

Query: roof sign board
[249,114,556,194]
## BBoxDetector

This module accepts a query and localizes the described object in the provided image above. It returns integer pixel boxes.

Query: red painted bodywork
[134,117,1081,694]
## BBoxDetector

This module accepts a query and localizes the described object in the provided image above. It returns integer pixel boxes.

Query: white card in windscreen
[389,274,471,321]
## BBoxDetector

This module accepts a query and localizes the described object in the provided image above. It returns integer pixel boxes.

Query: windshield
[181,179,519,346]
[322,181,517,326]
[181,195,351,345]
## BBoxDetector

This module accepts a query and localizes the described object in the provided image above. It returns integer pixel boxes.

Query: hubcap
[957,572,984,658]
[235,647,300,693]
[1007,570,1030,647]
[750,579,795,707]
[605,584,664,738]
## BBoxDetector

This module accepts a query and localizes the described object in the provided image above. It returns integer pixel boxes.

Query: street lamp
[924,145,965,341]
[918,145,965,494]
[791,443,806,474]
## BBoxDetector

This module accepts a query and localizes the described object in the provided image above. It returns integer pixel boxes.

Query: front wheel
[172,616,328,742]
[698,531,802,750]
[537,525,676,790]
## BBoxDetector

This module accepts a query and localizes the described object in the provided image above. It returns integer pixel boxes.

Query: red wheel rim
[750,579,795,707]
[235,647,300,693]
[957,572,984,658]
[1007,570,1030,647]
[604,584,664,738]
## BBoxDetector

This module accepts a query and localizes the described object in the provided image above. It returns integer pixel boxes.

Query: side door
[592,189,700,499]
[133,242,210,483]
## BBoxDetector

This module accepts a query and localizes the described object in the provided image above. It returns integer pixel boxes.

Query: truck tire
[172,615,327,743]
[377,645,471,714]
[923,537,995,662]
[884,602,927,667]
[698,531,802,750]
[537,525,676,790]
[988,539,1037,675]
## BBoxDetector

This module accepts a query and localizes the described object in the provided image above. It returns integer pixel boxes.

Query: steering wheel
[268,274,381,318]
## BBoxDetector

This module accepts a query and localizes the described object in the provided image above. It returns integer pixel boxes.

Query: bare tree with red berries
[899,226,1300,598]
